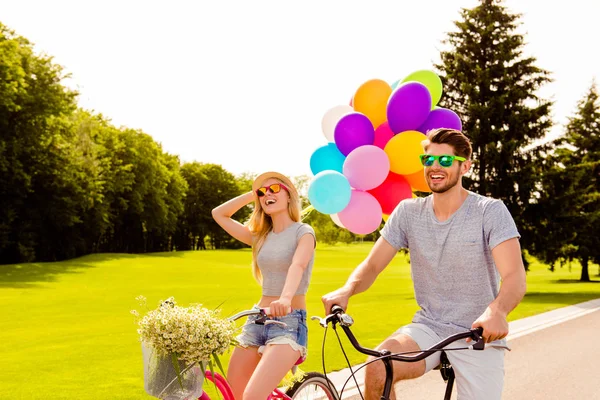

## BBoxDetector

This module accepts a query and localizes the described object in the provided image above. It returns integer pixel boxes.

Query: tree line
[0,0,598,280]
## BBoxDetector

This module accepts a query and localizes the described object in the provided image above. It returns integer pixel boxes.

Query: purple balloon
[334,113,375,156]
[387,82,432,134]
[418,107,462,135]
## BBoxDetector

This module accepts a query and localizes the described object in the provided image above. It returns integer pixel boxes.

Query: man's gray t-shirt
[380,191,520,346]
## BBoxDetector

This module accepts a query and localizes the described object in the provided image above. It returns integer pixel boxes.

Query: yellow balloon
[353,79,392,129]
[382,213,389,222]
[404,168,432,192]
[384,131,427,175]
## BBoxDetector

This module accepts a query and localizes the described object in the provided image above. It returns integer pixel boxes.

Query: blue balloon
[308,171,352,214]
[310,143,346,175]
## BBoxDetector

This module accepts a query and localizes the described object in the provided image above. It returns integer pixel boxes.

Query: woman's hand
[269,298,292,317]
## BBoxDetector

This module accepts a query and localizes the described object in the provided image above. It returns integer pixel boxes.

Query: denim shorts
[236,307,308,358]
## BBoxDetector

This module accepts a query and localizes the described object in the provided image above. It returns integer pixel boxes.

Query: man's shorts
[395,323,506,400]
[237,307,308,358]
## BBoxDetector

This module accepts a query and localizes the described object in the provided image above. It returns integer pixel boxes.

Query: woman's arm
[211,191,255,246]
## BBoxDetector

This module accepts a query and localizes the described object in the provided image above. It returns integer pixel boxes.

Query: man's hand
[469,307,509,343]
[269,298,292,317]
[321,286,352,314]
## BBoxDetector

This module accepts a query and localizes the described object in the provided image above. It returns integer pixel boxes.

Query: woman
[211,171,316,400]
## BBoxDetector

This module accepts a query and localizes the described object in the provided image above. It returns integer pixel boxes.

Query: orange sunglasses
[255,183,289,197]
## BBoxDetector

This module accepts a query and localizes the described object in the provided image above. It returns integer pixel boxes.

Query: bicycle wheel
[285,372,339,400]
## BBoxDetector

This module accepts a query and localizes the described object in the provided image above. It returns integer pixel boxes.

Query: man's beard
[427,173,460,194]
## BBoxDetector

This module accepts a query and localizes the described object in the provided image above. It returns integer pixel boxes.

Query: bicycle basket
[142,342,206,400]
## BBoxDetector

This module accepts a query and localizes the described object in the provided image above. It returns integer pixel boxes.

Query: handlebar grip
[331,304,345,314]
[473,327,484,336]
[261,306,292,315]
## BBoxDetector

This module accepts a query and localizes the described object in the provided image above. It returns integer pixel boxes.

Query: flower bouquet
[133,296,236,400]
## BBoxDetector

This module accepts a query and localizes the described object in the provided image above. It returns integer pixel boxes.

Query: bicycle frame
[314,306,485,400]
[200,370,292,400]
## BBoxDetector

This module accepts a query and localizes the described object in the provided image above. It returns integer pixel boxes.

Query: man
[322,128,526,400]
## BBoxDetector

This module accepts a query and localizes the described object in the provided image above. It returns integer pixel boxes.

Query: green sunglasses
[419,154,466,168]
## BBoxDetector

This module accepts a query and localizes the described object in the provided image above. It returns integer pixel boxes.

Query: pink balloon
[338,190,383,235]
[373,122,394,149]
[343,145,390,190]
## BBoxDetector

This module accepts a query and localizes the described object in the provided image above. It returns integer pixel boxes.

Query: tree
[532,82,600,281]
[174,162,209,251]
[150,152,187,252]
[174,163,248,250]
[26,114,100,260]
[435,0,553,256]
[98,128,186,253]
[0,22,80,263]
[64,110,116,255]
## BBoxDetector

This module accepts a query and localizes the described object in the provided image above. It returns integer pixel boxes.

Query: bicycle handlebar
[228,307,270,322]
[313,305,485,361]
[228,306,293,322]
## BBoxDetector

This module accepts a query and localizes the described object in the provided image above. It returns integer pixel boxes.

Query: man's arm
[471,238,527,343]
[321,237,399,313]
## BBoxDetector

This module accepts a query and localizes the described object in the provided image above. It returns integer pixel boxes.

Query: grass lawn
[1,243,598,399]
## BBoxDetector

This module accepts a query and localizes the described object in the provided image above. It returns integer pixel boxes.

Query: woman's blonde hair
[247,174,301,284]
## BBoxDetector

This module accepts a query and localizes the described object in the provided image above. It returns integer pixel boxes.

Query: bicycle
[198,307,339,400]
[311,305,486,400]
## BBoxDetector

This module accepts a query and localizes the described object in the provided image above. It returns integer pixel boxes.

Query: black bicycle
[311,305,486,400]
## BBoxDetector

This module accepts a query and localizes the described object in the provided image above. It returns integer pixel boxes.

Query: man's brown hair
[423,128,472,160]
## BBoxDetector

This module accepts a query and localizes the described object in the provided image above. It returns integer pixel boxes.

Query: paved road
[336,308,600,399]
[501,308,599,400]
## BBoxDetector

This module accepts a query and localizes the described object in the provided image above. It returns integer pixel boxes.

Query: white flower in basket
[132,296,237,400]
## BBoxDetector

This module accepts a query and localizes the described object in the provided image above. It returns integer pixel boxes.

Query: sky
[1,0,599,178]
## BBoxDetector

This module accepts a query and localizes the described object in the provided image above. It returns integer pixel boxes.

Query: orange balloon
[384,130,427,175]
[353,79,392,129]
[404,168,431,192]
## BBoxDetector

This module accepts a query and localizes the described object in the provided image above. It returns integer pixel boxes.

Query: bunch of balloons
[308,69,462,235]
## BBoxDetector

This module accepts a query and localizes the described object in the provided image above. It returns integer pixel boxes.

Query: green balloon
[401,70,443,109]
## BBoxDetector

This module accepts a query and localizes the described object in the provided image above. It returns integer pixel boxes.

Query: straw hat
[252,171,298,199]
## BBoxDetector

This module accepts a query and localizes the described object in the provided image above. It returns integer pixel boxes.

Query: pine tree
[533,82,600,281]
[435,0,553,255]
